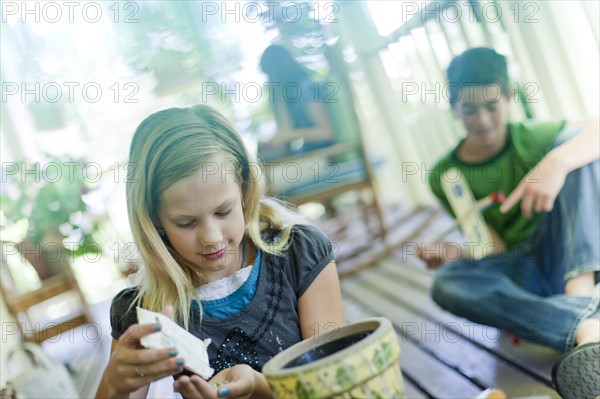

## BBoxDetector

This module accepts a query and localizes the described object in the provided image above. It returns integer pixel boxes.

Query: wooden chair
[1,243,92,343]
[261,57,387,241]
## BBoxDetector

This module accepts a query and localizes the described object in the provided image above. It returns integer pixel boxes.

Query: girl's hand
[98,307,184,398]
[174,364,256,399]
[500,152,568,219]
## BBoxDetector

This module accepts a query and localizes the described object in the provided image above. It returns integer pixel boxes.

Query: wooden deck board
[327,206,438,276]
[402,379,429,399]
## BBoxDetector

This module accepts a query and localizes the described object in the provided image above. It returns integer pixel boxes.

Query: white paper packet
[136,307,214,380]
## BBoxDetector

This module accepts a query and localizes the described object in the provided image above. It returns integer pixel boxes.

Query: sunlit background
[1,0,598,391]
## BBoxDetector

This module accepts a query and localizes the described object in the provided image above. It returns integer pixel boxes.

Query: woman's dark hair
[446,47,509,104]
[259,44,316,129]
[260,44,310,85]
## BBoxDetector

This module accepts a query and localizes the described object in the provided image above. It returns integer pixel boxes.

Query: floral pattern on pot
[264,318,405,399]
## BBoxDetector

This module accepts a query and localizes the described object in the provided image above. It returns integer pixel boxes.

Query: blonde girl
[95,105,345,399]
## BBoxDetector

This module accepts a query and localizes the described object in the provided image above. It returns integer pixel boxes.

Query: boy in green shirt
[418,47,599,398]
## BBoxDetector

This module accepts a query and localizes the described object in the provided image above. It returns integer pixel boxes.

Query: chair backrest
[323,81,359,144]
[262,73,386,242]
[1,243,91,343]
[265,71,382,197]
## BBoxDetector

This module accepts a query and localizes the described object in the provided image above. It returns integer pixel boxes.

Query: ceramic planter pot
[263,317,405,398]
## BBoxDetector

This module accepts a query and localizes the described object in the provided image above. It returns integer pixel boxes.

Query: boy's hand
[416,242,463,269]
[500,152,568,218]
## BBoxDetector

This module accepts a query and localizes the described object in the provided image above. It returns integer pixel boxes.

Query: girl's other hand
[174,364,256,399]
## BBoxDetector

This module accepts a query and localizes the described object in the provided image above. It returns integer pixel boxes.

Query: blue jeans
[431,128,600,352]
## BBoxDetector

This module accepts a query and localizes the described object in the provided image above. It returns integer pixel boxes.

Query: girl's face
[158,162,246,283]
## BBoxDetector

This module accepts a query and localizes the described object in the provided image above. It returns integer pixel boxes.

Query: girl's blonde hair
[127,105,301,327]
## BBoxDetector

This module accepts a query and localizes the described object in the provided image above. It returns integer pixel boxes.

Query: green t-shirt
[429,120,567,248]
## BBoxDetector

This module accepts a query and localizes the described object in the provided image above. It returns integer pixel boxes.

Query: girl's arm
[298,261,346,338]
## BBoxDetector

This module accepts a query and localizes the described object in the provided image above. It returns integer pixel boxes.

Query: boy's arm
[552,118,600,170]
[417,225,506,269]
[501,118,599,218]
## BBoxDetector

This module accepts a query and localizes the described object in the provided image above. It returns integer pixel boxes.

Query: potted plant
[1,155,102,282]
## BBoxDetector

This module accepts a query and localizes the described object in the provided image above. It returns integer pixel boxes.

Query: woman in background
[258,44,335,160]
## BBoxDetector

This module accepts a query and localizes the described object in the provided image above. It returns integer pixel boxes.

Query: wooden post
[337,1,434,208]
